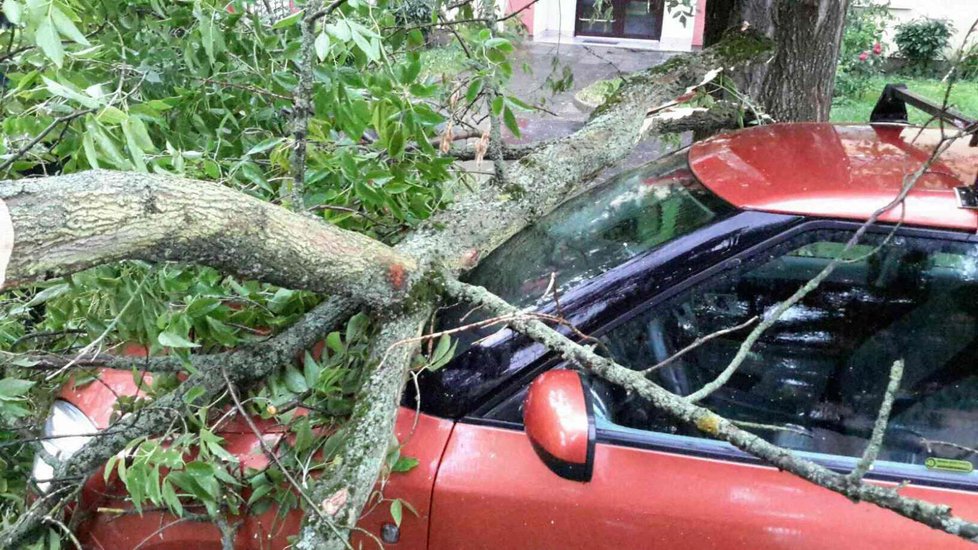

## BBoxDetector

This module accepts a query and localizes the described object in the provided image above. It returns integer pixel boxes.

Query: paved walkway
[502,41,681,175]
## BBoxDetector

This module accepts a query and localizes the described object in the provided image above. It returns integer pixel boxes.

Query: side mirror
[523,370,595,482]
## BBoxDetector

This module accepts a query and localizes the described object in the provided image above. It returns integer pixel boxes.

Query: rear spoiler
[870,83,978,208]
[870,83,978,147]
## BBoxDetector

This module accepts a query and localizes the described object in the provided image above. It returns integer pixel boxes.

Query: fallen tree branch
[398,31,773,271]
[0,171,415,306]
[442,276,978,545]
[295,310,429,550]
[0,296,357,548]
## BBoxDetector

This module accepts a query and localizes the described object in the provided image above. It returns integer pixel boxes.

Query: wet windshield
[418,150,736,418]
[464,150,734,309]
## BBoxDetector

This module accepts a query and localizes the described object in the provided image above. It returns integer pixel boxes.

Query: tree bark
[704,0,848,122]
[761,0,848,121]
[0,171,416,306]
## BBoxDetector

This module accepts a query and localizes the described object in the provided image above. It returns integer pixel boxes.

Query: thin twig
[0,109,94,174]
[848,359,904,484]
[219,366,352,549]
[640,316,758,375]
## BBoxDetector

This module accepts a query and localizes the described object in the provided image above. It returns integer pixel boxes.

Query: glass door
[575,0,663,40]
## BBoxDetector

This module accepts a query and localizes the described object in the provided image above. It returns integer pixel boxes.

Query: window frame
[466,219,978,492]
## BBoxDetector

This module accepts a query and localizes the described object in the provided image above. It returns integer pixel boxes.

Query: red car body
[52,122,978,549]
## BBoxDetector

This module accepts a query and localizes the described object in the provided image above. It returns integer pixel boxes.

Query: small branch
[288,1,327,210]
[0,109,94,175]
[220,365,350,548]
[309,0,349,22]
[640,316,757,375]
[848,359,904,484]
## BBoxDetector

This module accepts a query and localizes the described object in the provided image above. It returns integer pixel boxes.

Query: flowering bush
[836,0,891,99]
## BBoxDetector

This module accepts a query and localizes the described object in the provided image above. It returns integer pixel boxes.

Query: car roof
[688,122,978,231]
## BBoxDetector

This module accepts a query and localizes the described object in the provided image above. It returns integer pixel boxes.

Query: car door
[427,224,978,550]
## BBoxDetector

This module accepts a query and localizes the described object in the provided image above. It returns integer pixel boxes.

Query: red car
[33,86,978,548]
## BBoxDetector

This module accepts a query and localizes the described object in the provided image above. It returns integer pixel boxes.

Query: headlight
[31,400,97,493]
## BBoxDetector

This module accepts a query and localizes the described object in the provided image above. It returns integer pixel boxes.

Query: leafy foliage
[0,0,510,544]
[894,17,954,76]
[835,0,890,99]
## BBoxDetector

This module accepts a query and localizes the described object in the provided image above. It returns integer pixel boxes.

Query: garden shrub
[835,0,891,99]
[894,17,954,76]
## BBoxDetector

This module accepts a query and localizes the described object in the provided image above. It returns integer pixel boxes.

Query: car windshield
[416,151,737,419]
[463,149,734,309]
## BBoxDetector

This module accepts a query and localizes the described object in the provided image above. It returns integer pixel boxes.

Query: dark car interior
[597,231,978,467]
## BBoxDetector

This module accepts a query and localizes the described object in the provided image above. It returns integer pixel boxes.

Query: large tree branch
[0,171,415,305]
[0,296,357,548]
[296,309,429,550]
[442,277,978,544]
[398,31,772,271]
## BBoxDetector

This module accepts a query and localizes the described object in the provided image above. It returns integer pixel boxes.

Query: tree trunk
[761,0,848,121]
[705,0,848,122]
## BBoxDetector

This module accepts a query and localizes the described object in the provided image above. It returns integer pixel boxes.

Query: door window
[596,230,978,471]
[576,0,664,39]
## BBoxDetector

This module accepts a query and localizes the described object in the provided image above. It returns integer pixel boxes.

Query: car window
[417,151,736,418]
[592,229,978,470]
[463,149,733,311]
[485,229,978,477]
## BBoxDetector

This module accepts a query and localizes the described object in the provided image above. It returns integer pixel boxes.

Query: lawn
[830,76,978,124]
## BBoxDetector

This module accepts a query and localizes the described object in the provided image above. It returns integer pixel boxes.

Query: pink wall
[692,0,707,47]
[508,0,535,34]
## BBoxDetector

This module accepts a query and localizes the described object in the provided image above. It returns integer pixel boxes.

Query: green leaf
[485,37,514,53]
[43,76,99,108]
[35,17,64,67]
[391,456,419,473]
[2,0,21,25]
[387,128,405,158]
[326,20,351,41]
[303,351,320,389]
[245,137,285,157]
[127,117,155,151]
[51,6,89,45]
[157,331,199,348]
[325,331,344,354]
[315,32,330,62]
[97,106,128,125]
[161,480,184,517]
[465,78,484,104]
[272,9,302,29]
[390,498,403,527]
[428,334,457,371]
[0,378,34,398]
[283,365,308,393]
[490,95,504,117]
[503,106,520,138]
[350,25,380,61]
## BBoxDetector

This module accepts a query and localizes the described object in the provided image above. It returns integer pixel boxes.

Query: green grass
[830,76,978,124]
